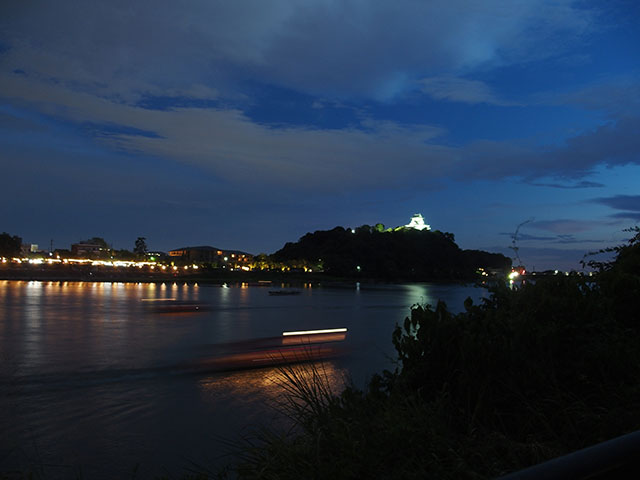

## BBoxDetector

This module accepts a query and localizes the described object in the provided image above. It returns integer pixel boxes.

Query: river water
[0,280,485,478]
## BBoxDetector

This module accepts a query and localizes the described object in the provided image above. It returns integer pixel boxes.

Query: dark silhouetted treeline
[0,232,22,257]
[272,225,511,280]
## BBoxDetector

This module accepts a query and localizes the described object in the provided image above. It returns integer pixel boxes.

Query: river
[0,280,485,478]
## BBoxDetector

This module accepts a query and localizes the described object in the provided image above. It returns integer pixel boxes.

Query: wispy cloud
[421,76,519,106]
[548,76,640,117]
[592,195,640,222]
[526,180,604,189]
[457,116,640,180]
[609,212,640,221]
[499,231,605,244]
[499,232,557,241]
[592,194,640,212]
[530,219,596,234]
[0,72,458,192]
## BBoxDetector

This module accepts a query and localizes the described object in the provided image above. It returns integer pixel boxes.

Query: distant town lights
[3,257,159,268]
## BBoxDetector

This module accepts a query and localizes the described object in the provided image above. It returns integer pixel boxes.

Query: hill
[272,225,510,280]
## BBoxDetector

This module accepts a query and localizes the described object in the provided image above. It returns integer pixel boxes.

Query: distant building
[20,244,39,256]
[71,243,104,256]
[168,246,252,265]
[168,246,218,262]
[405,213,431,231]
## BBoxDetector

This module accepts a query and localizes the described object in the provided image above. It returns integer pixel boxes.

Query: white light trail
[282,328,348,336]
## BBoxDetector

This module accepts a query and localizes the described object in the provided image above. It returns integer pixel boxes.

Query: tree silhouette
[0,232,22,257]
[134,237,148,257]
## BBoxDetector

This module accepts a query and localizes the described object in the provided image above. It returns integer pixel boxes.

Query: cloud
[592,195,640,222]
[530,219,595,234]
[592,194,640,212]
[609,212,640,221]
[551,77,640,117]
[499,231,605,244]
[457,116,640,181]
[0,0,595,101]
[0,71,458,192]
[543,117,640,176]
[4,63,639,192]
[421,76,518,105]
[499,232,558,242]
[0,0,635,191]
[525,180,604,189]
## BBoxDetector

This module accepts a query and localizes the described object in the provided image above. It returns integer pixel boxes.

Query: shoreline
[0,266,479,286]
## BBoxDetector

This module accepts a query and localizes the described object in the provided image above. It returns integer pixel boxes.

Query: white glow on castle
[405,213,431,231]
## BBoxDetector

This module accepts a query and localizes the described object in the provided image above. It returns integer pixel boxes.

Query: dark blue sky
[1,0,639,270]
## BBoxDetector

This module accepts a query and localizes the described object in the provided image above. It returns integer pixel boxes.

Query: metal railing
[497,430,640,479]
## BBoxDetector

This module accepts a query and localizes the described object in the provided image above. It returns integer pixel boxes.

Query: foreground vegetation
[226,228,640,478]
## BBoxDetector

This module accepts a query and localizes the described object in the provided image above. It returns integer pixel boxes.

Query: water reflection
[401,283,434,307]
[24,281,44,368]
[199,361,348,408]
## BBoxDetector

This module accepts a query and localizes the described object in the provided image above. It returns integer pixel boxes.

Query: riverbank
[0,263,484,286]
[0,263,329,284]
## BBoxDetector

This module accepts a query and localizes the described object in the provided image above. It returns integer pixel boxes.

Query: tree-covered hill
[272,225,511,280]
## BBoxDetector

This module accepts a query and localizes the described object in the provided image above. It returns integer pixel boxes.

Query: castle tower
[405,213,431,231]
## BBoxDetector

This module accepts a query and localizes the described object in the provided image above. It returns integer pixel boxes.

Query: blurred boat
[268,290,302,296]
[141,298,210,314]
[196,328,348,371]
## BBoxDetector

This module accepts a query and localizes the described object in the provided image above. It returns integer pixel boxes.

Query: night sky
[1,1,639,270]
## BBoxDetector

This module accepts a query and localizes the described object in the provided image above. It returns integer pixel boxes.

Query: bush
[227,236,640,479]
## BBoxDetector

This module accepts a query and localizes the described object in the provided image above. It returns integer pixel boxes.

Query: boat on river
[268,289,302,296]
[196,328,348,371]
[141,298,210,313]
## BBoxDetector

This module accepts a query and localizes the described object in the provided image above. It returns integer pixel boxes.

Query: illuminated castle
[405,213,431,231]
